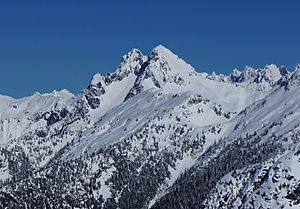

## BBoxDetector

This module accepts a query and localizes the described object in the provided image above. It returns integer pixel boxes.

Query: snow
[90,73,103,85]
[0,89,74,119]
[62,90,190,159]
[88,72,138,122]
[264,64,282,81]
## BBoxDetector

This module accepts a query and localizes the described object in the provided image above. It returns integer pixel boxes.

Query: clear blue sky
[1,0,300,97]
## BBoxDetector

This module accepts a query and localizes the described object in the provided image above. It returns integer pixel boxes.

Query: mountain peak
[149,44,196,73]
[152,44,170,52]
[83,49,145,109]
[118,48,145,72]
[143,45,197,90]
[89,48,145,86]
[90,73,104,86]
[262,64,282,82]
[150,44,178,61]
[121,48,143,64]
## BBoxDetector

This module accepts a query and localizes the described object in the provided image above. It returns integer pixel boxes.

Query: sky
[0,0,300,98]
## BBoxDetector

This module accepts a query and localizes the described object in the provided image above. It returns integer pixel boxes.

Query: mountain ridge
[1,44,294,99]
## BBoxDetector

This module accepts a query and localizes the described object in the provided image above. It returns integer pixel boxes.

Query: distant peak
[264,63,278,69]
[89,48,145,87]
[120,48,144,65]
[150,44,176,59]
[90,73,104,86]
[243,65,255,72]
[262,64,282,82]
[127,48,143,57]
[135,44,198,90]
[50,89,74,97]
[149,44,196,71]
[232,68,242,75]
[152,44,169,52]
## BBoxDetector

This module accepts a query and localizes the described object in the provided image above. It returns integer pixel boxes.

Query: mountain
[0,45,300,209]
[206,64,287,91]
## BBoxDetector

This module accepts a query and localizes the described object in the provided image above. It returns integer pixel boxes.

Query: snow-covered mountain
[0,45,300,209]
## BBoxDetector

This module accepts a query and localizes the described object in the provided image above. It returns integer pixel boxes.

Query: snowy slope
[200,67,300,209]
[152,64,300,209]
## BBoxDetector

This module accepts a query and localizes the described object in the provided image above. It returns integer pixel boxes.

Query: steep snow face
[263,64,283,81]
[82,49,147,120]
[61,90,191,159]
[223,84,300,139]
